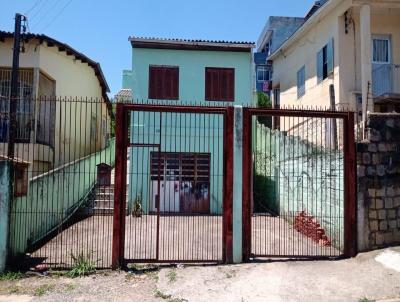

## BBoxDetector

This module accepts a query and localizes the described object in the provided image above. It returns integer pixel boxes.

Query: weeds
[65,283,76,292]
[358,299,374,302]
[67,252,96,278]
[154,289,187,302]
[167,269,177,283]
[7,285,20,294]
[35,284,55,296]
[0,271,23,281]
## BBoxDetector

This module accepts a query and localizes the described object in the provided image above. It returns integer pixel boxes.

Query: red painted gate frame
[111,103,234,269]
[242,108,357,261]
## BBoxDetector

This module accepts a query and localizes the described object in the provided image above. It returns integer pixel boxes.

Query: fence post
[223,107,234,264]
[112,104,127,269]
[344,112,357,257]
[242,108,252,262]
[0,161,11,272]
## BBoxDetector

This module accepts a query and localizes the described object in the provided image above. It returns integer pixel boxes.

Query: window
[372,36,391,63]
[317,38,334,84]
[205,67,234,101]
[148,66,179,100]
[257,66,270,82]
[297,66,306,99]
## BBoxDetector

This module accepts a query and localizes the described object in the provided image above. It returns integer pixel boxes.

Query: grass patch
[35,284,55,296]
[167,269,177,283]
[154,289,187,302]
[7,285,21,294]
[358,299,375,302]
[65,283,76,292]
[67,252,96,278]
[0,271,23,281]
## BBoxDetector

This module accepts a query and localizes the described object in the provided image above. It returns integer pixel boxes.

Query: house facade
[269,0,400,129]
[122,37,254,215]
[0,31,111,176]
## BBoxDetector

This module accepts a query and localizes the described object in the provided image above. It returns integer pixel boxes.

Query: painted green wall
[254,122,344,250]
[9,139,115,256]
[124,46,253,215]
[124,48,253,105]
[0,161,10,271]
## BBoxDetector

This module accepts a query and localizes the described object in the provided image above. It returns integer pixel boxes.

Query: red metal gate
[112,103,234,268]
[242,108,356,260]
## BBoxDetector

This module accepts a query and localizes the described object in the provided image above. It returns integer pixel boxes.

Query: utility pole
[8,13,25,159]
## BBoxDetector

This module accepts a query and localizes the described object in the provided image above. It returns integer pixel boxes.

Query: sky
[0,0,315,96]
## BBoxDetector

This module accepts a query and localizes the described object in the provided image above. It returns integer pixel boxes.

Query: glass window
[297,66,306,99]
[373,37,390,63]
[257,66,270,82]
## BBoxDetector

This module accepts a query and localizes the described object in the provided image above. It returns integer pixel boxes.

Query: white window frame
[256,66,270,83]
[372,35,391,64]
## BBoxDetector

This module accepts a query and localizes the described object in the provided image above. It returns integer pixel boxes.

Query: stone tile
[379,221,388,231]
[378,209,386,219]
[385,198,394,209]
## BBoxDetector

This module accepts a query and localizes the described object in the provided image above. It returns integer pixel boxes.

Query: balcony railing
[372,64,400,97]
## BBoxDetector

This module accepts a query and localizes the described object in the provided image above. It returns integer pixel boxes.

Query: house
[268,0,400,130]
[254,16,304,103]
[122,37,254,214]
[0,31,111,176]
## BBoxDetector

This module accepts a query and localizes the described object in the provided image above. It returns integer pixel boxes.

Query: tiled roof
[129,36,255,51]
[114,88,132,101]
[0,30,110,102]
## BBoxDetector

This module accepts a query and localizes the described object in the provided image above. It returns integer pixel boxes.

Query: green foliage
[257,92,272,108]
[132,192,143,217]
[0,271,23,281]
[154,290,187,302]
[67,252,96,278]
[358,299,375,302]
[167,269,177,282]
[35,284,55,296]
[253,173,278,214]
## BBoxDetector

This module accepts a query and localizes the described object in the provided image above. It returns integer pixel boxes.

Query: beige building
[269,0,400,132]
[0,31,111,175]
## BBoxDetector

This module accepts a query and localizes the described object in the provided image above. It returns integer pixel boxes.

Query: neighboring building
[269,0,400,128]
[123,37,254,215]
[0,31,111,175]
[254,16,304,101]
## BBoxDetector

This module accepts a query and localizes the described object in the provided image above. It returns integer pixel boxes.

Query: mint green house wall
[123,47,253,215]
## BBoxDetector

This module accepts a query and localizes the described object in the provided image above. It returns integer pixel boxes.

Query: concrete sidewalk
[157,247,400,302]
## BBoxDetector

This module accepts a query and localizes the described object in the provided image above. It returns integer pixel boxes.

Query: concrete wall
[0,161,10,272]
[254,122,344,249]
[357,114,400,251]
[9,139,115,257]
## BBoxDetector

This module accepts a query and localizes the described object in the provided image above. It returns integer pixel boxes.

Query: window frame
[372,35,391,64]
[148,65,179,100]
[205,67,235,102]
[297,65,306,99]
[317,38,334,84]
[256,65,270,83]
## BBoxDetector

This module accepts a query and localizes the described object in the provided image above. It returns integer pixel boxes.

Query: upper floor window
[372,35,391,64]
[148,66,179,100]
[317,38,334,84]
[205,67,234,102]
[257,66,270,82]
[297,66,305,99]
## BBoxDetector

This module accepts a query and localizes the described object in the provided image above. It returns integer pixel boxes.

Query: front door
[372,35,392,96]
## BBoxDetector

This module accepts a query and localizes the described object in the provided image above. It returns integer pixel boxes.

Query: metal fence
[242,108,356,260]
[3,97,114,269]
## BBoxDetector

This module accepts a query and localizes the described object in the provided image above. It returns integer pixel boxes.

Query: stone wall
[357,113,400,251]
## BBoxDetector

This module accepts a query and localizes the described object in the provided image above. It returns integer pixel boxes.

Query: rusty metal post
[112,104,128,269]
[344,112,357,257]
[241,108,252,262]
[223,107,234,264]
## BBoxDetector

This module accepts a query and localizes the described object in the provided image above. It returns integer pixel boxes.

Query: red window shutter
[205,67,234,101]
[148,66,179,100]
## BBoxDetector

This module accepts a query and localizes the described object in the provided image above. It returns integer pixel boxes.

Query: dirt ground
[1,247,400,302]
[30,214,336,268]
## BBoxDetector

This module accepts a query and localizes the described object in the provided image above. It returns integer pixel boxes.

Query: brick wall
[357,113,400,251]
